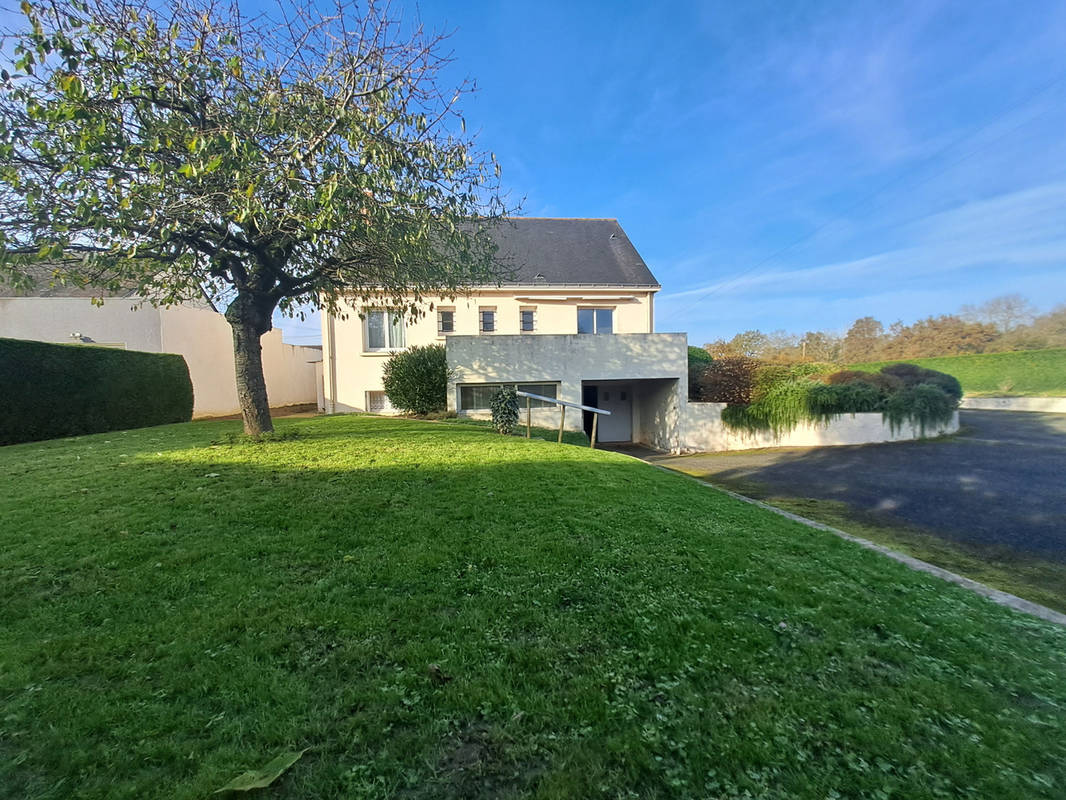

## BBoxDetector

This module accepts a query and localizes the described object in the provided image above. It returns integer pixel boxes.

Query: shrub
[883,383,956,435]
[0,337,193,445]
[807,381,882,419]
[687,346,713,401]
[381,344,449,415]
[693,356,758,403]
[880,363,963,402]
[825,369,904,396]
[721,374,816,435]
[490,386,519,434]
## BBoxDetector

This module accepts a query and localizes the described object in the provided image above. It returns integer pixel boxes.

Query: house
[0,270,321,418]
[321,218,691,450]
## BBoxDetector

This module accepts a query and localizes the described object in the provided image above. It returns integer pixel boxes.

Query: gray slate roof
[1,218,659,296]
[0,264,139,298]
[485,218,659,287]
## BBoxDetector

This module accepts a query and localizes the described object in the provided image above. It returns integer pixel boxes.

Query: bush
[883,383,956,435]
[880,363,963,402]
[721,373,815,435]
[825,369,904,396]
[0,337,193,445]
[490,386,519,434]
[687,346,713,400]
[692,356,758,403]
[718,360,960,437]
[807,381,882,419]
[381,344,449,415]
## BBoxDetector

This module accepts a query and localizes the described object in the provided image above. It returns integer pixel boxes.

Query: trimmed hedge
[0,337,193,445]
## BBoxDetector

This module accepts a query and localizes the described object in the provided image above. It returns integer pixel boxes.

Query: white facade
[321,286,659,416]
[0,296,320,417]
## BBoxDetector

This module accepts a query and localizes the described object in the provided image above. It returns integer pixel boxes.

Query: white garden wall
[683,403,958,453]
[960,397,1066,413]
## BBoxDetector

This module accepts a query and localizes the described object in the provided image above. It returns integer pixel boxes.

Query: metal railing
[516,390,611,448]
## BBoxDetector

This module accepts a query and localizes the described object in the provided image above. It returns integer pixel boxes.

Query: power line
[671,69,1066,317]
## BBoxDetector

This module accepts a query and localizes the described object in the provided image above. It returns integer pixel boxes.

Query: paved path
[652,410,1066,562]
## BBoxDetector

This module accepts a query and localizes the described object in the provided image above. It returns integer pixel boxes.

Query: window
[577,307,613,334]
[479,307,496,333]
[520,308,536,332]
[437,308,455,335]
[366,391,392,412]
[459,383,558,410]
[365,310,404,350]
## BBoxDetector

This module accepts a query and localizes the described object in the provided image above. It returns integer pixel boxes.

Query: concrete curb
[630,455,1066,628]
[961,397,1066,413]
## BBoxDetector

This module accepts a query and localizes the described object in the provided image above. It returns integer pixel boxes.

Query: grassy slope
[851,348,1066,396]
[1,416,1064,799]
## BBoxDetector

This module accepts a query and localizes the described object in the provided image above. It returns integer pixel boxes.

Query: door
[596,385,632,442]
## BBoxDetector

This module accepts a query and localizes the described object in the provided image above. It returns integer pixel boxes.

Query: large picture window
[365,310,405,350]
[459,383,558,410]
[577,307,613,334]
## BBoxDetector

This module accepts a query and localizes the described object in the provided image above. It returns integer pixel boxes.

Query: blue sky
[281,0,1066,345]
[7,1,1065,345]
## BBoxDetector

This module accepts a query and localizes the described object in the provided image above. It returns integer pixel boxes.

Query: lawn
[851,348,1066,396]
[2,415,1065,799]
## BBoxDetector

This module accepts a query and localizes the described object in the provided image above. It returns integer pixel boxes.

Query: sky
[6,0,1066,346]
[278,0,1066,346]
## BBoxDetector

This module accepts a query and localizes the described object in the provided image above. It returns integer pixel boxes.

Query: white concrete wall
[0,296,163,350]
[683,403,959,452]
[960,396,1066,413]
[322,287,658,413]
[159,305,318,417]
[445,333,688,448]
[0,297,319,418]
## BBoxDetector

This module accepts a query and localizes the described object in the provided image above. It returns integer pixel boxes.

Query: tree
[960,294,1037,333]
[798,330,841,362]
[882,315,997,358]
[0,0,514,434]
[842,316,884,362]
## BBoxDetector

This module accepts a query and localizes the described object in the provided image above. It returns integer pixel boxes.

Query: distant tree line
[703,294,1066,363]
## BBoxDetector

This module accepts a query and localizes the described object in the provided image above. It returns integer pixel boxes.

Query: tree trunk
[226,293,275,436]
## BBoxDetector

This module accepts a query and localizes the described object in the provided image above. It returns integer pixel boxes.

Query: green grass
[851,348,1066,396]
[2,415,1065,799]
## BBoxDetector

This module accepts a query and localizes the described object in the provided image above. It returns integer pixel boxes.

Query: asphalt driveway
[652,410,1066,562]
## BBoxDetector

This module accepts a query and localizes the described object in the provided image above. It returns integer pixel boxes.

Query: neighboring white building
[0,273,320,418]
[323,217,691,447]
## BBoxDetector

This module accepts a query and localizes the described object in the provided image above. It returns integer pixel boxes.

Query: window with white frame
[364,310,405,351]
[459,383,558,410]
[437,308,455,335]
[520,307,536,332]
[479,307,496,333]
[577,307,613,334]
[366,391,393,413]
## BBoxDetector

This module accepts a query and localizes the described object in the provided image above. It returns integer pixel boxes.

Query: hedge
[0,337,194,445]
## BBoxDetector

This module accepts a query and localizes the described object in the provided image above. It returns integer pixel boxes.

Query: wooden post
[590,412,598,449]
[558,404,566,443]
[526,395,531,438]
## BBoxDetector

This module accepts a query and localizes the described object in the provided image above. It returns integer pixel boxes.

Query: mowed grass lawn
[852,347,1066,396]
[2,416,1065,799]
